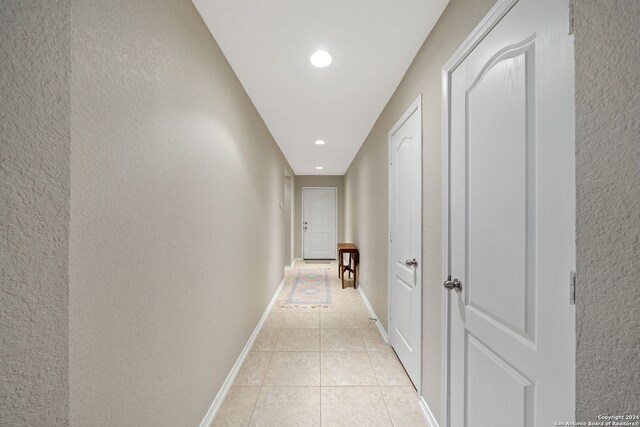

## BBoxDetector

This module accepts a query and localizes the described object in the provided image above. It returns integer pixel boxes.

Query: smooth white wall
[70,0,293,425]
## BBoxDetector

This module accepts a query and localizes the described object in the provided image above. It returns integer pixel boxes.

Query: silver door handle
[405,258,418,267]
[443,276,462,292]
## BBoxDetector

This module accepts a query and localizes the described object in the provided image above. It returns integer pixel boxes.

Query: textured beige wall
[0,1,71,425]
[294,176,345,259]
[69,0,292,425]
[343,0,497,421]
[574,0,640,418]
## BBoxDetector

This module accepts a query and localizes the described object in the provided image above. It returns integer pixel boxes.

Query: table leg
[354,258,357,289]
[354,251,359,289]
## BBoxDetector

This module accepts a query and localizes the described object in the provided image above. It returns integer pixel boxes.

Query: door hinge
[389,231,392,243]
[569,271,576,305]
[568,1,575,35]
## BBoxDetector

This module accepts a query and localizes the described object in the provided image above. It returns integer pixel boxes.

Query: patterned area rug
[284,268,332,307]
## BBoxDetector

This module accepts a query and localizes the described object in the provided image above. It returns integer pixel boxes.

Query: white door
[446,0,575,425]
[302,188,337,259]
[389,96,422,388]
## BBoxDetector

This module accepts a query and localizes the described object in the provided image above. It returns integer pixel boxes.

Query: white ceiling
[193,0,449,175]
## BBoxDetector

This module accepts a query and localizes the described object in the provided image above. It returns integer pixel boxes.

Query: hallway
[213,261,425,426]
[2,0,639,425]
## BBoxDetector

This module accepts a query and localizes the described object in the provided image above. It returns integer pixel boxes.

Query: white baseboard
[357,285,388,343]
[199,277,286,427]
[290,258,302,267]
[358,283,437,427]
[418,395,440,427]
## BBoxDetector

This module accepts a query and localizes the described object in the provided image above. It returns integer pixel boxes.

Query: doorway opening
[301,187,337,260]
[388,95,423,391]
[441,0,576,424]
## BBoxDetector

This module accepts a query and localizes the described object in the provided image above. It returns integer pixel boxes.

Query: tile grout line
[247,285,285,426]
[361,325,381,387]
[244,387,261,427]
[319,308,322,426]
[236,263,409,426]
[357,301,396,426]
[319,330,322,426]
[380,386,396,427]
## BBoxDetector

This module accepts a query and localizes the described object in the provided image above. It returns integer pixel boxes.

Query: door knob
[443,276,462,292]
[405,258,418,267]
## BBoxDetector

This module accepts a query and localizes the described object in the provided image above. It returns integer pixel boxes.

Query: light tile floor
[213,260,427,426]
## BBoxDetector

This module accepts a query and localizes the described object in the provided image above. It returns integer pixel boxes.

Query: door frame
[388,94,423,393]
[301,186,338,260]
[441,0,544,425]
[284,173,294,267]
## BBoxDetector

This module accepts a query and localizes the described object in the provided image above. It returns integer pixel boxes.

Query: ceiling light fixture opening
[310,50,332,68]
[315,140,326,145]
[315,166,324,170]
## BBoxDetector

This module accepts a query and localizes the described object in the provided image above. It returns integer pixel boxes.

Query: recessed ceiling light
[316,166,324,170]
[310,50,332,68]
[315,140,326,145]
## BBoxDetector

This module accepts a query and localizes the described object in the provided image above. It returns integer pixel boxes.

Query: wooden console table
[337,243,359,289]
